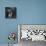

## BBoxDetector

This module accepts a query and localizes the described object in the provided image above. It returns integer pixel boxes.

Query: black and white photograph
[5,7,16,18]
[18,25,46,46]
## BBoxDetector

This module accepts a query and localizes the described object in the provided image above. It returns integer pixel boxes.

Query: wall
[0,0,46,44]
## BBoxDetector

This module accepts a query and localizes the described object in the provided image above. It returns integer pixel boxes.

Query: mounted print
[5,7,16,18]
[18,25,46,41]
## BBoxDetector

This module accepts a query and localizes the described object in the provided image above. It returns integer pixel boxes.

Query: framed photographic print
[5,7,17,19]
[18,24,46,41]
[18,24,46,46]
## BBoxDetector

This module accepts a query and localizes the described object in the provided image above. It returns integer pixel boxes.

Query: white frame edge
[18,25,20,43]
